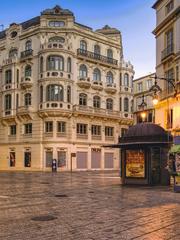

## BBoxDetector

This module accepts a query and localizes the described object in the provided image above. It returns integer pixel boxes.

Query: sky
[0,0,156,78]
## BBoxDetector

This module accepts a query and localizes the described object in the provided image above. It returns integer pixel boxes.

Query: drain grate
[55,194,68,198]
[40,182,50,185]
[88,191,94,194]
[31,215,57,222]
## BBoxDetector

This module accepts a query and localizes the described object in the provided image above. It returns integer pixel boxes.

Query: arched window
[40,56,43,73]
[67,57,71,73]
[25,65,32,77]
[40,86,43,103]
[5,70,12,84]
[9,48,18,58]
[93,68,101,81]
[24,93,32,106]
[124,98,129,112]
[94,45,100,55]
[80,40,87,51]
[106,71,113,84]
[47,55,64,71]
[106,98,113,110]
[79,64,87,78]
[79,93,87,106]
[124,73,129,86]
[49,36,65,43]
[67,86,71,103]
[107,49,113,59]
[46,85,64,101]
[4,94,12,110]
[93,96,101,108]
[25,40,32,50]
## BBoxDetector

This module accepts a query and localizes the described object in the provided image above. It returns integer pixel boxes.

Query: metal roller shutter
[104,153,114,169]
[91,150,101,169]
[76,152,87,169]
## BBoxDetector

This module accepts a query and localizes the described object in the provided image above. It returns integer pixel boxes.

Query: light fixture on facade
[152,93,159,105]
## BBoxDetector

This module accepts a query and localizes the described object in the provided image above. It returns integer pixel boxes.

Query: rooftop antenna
[0,24,4,31]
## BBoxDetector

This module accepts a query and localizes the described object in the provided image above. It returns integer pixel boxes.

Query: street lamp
[138,95,147,122]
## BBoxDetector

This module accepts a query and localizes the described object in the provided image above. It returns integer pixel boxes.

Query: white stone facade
[0,6,134,171]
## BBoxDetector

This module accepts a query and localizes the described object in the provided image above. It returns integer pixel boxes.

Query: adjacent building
[152,0,180,136]
[133,73,156,124]
[0,5,134,171]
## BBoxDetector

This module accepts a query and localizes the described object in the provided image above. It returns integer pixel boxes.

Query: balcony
[2,57,17,66]
[77,77,91,88]
[104,83,117,94]
[39,71,72,81]
[20,77,33,89]
[161,44,174,62]
[20,49,33,59]
[77,49,118,67]
[91,81,103,91]
[73,105,133,122]
[38,102,72,117]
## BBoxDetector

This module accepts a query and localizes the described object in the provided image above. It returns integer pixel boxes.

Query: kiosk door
[151,147,161,185]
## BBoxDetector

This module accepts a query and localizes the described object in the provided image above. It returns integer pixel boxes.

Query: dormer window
[49,21,65,27]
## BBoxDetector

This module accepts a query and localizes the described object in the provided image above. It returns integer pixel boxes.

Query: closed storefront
[91,149,101,169]
[46,151,53,168]
[76,152,87,169]
[57,151,66,168]
[104,153,114,169]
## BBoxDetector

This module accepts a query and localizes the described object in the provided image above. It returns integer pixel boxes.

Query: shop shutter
[104,153,114,168]
[76,152,87,169]
[91,150,101,169]
[46,152,53,167]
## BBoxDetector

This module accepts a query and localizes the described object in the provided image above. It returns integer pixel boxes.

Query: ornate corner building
[0,5,134,171]
[152,0,180,136]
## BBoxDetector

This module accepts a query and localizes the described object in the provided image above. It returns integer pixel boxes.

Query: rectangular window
[10,125,16,135]
[57,151,66,167]
[46,151,53,167]
[57,121,66,133]
[146,79,152,89]
[24,152,31,167]
[24,123,32,134]
[165,68,174,93]
[77,123,87,134]
[45,121,53,133]
[91,125,101,136]
[166,109,173,129]
[105,127,114,137]
[166,0,174,14]
[166,29,173,48]
[10,152,16,167]
[137,82,142,92]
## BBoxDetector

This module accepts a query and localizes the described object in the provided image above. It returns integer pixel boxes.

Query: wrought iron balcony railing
[21,49,33,59]
[77,49,118,66]
[161,44,174,61]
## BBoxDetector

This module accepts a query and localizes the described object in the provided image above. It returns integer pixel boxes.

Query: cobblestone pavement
[0,171,179,240]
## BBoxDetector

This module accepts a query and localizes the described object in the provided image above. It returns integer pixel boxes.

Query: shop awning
[170,145,180,153]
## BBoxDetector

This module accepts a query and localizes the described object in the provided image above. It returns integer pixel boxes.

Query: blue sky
[0,0,156,78]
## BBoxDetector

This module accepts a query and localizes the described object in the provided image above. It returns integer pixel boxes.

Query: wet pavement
[0,171,179,240]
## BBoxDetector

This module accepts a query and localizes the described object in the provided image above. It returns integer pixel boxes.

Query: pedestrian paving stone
[0,171,179,240]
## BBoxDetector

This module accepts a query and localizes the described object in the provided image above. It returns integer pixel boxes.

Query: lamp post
[138,94,147,122]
